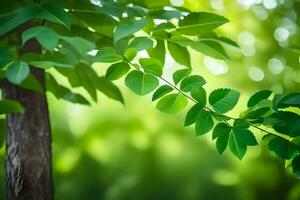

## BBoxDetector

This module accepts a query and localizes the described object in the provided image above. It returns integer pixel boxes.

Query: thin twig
[125,59,296,146]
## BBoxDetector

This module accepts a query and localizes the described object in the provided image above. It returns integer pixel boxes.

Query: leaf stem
[125,59,296,148]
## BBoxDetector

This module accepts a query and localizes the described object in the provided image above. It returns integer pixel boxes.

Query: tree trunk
[3,24,53,200]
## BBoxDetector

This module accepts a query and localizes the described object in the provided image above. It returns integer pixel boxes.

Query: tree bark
[3,24,53,200]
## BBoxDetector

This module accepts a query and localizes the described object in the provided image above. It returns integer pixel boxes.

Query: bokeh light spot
[170,0,184,6]
[268,58,284,75]
[274,27,289,42]
[248,66,265,81]
[263,0,277,9]
[203,56,228,75]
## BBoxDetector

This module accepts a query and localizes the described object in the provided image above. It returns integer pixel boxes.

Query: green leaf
[123,48,137,61]
[22,26,58,51]
[184,103,204,126]
[195,110,214,136]
[172,68,191,85]
[156,93,188,113]
[180,75,206,92]
[0,119,5,148]
[94,47,123,63]
[233,128,257,146]
[147,39,165,66]
[6,61,30,84]
[0,47,12,68]
[191,87,206,106]
[247,90,272,108]
[0,100,24,114]
[73,10,116,37]
[216,133,230,155]
[46,73,90,105]
[148,9,182,20]
[209,88,240,114]
[40,3,71,28]
[29,60,73,69]
[233,119,250,129]
[212,123,231,154]
[125,70,159,96]
[20,74,43,93]
[268,111,300,137]
[129,37,154,51]
[114,18,148,42]
[190,41,229,60]
[199,35,240,48]
[79,64,124,103]
[60,36,96,55]
[229,132,246,160]
[168,34,193,47]
[153,22,176,32]
[0,3,70,36]
[106,62,130,81]
[292,155,300,178]
[96,77,124,104]
[139,58,163,76]
[243,107,271,119]
[167,42,190,67]
[229,128,257,160]
[268,137,298,159]
[72,64,98,101]
[274,93,300,109]
[212,123,231,140]
[152,85,173,101]
[178,12,229,35]
[272,94,284,111]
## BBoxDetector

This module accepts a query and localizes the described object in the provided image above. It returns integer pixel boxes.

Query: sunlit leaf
[195,109,214,136]
[190,41,229,60]
[129,37,154,51]
[156,93,188,113]
[167,41,190,67]
[60,36,96,55]
[212,123,231,154]
[191,87,206,106]
[114,18,148,42]
[152,85,173,101]
[184,103,204,126]
[106,62,130,81]
[172,68,191,85]
[178,12,229,35]
[209,88,240,114]
[148,9,182,20]
[125,70,159,96]
[180,75,206,92]
[229,126,257,160]
[139,58,163,76]
[147,39,165,65]
[94,47,123,63]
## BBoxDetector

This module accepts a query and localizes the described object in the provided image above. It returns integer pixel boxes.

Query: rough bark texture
[3,25,53,200]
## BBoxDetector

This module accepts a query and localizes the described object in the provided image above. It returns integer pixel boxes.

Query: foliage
[0,0,300,178]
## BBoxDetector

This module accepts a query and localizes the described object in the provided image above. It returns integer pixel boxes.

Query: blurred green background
[1,0,300,199]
